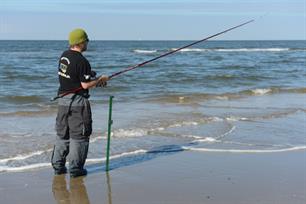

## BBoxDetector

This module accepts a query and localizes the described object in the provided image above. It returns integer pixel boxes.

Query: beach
[1,149,305,204]
[0,40,305,203]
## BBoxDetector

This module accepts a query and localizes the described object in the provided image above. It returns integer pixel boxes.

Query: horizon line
[0,39,305,41]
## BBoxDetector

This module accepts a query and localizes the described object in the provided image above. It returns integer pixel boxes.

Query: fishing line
[109,19,254,79]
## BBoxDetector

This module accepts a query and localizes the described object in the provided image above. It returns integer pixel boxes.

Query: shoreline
[1,149,305,204]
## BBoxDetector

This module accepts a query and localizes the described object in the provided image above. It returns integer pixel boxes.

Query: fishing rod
[51,19,254,101]
[51,87,83,101]
[109,19,254,79]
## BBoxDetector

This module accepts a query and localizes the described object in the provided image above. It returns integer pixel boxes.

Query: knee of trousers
[68,139,89,169]
[51,138,69,168]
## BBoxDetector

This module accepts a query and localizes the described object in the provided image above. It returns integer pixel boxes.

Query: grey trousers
[51,94,92,174]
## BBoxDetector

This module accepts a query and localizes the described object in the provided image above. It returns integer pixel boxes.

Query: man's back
[58,50,91,95]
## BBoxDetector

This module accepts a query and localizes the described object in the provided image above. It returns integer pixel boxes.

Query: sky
[0,0,305,40]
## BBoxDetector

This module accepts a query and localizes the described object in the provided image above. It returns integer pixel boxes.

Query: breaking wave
[171,48,295,52]
[145,87,306,104]
[133,49,157,54]
[133,47,299,55]
[0,149,148,172]
[183,146,306,153]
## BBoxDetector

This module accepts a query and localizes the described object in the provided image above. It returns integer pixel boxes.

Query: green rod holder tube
[106,96,114,171]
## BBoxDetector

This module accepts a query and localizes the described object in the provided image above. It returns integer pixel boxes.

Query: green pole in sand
[106,96,114,171]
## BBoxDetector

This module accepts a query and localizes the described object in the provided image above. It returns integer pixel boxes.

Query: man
[51,28,108,178]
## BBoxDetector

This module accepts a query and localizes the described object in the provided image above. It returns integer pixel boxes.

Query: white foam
[172,48,290,52]
[251,88,272,95]
[193,137,218,143]
[87,149,148,163]
[112,128,148,138]
[11,133,33,138]
[182,121,199,126]
[156,127,165,131]
[0,149,148,172]
[2,144,305,172]
[134,49,157,53]
[174,134,203,140]
[183,146,306,153]
[177,48,207,52]
[0,150,48,163]
[209,116,224,122]
[93,122,199,140]
[169,121,199,128]
[89,135,106,143]
[171,48,208,52]
[215,96,229,100]
[183,135,202,139]
[216,125,236,139]
[223,141,286,148]
[226,116,249,122]
[215,48,290,52]
[0,163,51,172]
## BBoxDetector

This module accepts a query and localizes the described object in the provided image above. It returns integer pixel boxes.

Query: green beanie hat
[69,28,89,46]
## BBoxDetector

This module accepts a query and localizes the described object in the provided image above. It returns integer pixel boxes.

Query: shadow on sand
[52,144,185,204]
[87,144,185,173]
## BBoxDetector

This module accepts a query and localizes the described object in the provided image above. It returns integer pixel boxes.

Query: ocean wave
[168,121,199,128]
[226,116,249,122]
[2,142,305,172]
[191,137,219,143]
[223,108,301,122]
[251,88,272,95]
[241,87,306,96]
[1,145,305,172]
[86,149,148,163]
[0,163,51,172]
[145,94,223,104]
[215,48,290,52]
[172,48,206,52]
[133,49,157,54]
[0,149,148,172]
[0,150,47,163]
[205,73,270,82]
[145,87,306,104]
[171,48,292,52]
[112,128,148,138]
[216,125,236,140]
[289,48,306,51]
[0,109,56,117]
[0,118,206,168]
[0,95,45,103]
[221,140,287,148]
[182,146,306,153]
[252,109,303,120]
[109,118,217,138]
[281,87,306,93]
[110,120,201,138]
[146,92,240,104]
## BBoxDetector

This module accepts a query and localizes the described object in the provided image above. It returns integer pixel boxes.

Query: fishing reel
[91,71,107,87]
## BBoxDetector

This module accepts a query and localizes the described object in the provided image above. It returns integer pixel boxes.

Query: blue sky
[0,0,305,40]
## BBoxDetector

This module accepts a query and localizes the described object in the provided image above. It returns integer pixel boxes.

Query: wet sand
[0,150,305,204]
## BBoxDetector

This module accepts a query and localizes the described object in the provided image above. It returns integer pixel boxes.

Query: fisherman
[51,28,108,178]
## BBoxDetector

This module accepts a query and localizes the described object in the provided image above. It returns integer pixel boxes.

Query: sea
[0,40,305,172]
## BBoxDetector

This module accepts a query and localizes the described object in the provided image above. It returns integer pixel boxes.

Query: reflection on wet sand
[52,173,113,204]
[106,172,113,204]
[52,175,90,204]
